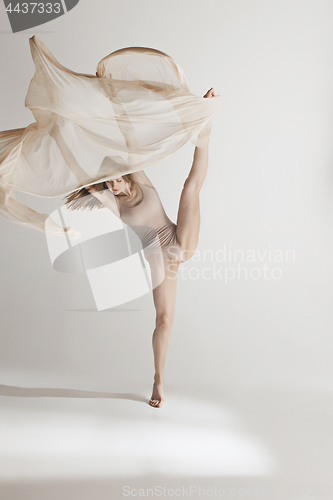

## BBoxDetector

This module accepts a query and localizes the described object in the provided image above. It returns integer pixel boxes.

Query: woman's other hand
[203,88,215,98]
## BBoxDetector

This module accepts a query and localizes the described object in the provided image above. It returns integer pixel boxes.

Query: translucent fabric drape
[0,36,221,237]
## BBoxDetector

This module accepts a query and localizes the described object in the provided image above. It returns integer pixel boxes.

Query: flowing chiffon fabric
[0,36,221,237]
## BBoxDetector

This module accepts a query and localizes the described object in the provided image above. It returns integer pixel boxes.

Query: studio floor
[0,383,332,499]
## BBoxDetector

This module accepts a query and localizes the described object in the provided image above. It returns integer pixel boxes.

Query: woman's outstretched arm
[187,143,210,189]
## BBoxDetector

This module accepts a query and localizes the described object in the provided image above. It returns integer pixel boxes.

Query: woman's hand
[203,88,215,98]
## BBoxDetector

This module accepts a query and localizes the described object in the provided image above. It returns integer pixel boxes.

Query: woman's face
[107,177,127,195]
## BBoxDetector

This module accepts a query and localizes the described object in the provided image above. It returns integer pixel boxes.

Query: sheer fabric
[0,36,221,237]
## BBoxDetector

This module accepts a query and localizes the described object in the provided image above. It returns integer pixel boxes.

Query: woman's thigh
[176,180,201,260]
[151,256,180,321]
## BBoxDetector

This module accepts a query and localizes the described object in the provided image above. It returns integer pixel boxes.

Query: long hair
[63,174,132,211]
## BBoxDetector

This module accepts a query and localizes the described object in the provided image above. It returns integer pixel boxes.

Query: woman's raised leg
[176,142,209,259]
[176,88,215,259]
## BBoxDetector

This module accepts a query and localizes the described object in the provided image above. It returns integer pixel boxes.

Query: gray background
[1,0,333,496]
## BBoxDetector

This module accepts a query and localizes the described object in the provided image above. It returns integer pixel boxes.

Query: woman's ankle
[154,375,164,385]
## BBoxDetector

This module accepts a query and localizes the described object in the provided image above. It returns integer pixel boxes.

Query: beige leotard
[117,182,186,264]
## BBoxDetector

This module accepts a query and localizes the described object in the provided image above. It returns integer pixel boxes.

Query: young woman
[0,37,220,407]
[63,87,216,408]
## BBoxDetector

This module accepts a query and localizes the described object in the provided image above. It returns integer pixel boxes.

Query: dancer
[63,88,216,408]
[0,37,221,408]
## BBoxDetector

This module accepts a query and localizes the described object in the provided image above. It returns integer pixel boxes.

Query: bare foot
[149,380,165,408]
[203,87,215,98]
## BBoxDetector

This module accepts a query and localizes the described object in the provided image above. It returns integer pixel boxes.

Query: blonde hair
[63,174,132,211]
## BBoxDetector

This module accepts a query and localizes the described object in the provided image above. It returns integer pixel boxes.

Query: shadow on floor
[0,384,148,403]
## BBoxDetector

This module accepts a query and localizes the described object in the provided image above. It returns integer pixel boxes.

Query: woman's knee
[155,312,174,331]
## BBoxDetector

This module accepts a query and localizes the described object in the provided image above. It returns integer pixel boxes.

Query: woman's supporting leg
[149,256,180,408]
[176,142,209,260]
